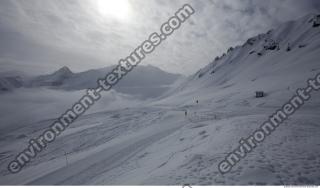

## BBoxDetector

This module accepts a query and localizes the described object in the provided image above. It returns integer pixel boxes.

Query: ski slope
[1,13,320,185]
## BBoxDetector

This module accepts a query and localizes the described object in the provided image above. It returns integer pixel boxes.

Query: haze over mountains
[0,64,181,98]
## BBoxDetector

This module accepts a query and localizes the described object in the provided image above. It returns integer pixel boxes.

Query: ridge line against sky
[0,0,320,75]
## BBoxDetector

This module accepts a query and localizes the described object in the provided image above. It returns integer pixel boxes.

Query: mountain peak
[48,66,73,81]
[56,66,73,74]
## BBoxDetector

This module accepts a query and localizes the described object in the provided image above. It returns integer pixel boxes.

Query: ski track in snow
[1,104,319,185]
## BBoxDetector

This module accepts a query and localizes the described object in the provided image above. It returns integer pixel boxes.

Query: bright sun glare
[96,0,131,21]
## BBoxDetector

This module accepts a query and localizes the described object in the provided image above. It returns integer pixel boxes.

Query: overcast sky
[0,0,319,75]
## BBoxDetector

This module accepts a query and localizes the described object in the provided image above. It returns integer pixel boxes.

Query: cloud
[0,0,319,75]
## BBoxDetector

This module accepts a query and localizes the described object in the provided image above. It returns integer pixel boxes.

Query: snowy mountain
[0,76,24,92]
[159,13,320,106]
[0,70,30,92]
[3,65,181,98]
[30,66,74,87]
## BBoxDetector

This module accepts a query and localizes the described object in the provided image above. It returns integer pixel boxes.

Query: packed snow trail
[0,106,185,184]
[1,102,320,185]
[28,123,182,185]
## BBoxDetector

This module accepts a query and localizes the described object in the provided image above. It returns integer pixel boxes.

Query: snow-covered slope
[158,13,320,107]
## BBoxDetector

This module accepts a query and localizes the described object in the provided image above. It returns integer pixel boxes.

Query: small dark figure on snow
[286,43,291,51]
[185,111,187,116]
[256,91,264,98]
[196,100,199,104]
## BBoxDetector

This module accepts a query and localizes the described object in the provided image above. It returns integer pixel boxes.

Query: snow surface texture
[1,13,320,185]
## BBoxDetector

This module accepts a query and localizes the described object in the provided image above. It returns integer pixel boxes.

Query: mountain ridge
[157,13,320,106]
[0,64,182,98]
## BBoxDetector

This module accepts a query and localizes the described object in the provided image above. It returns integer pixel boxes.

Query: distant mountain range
[0,65,182,98]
